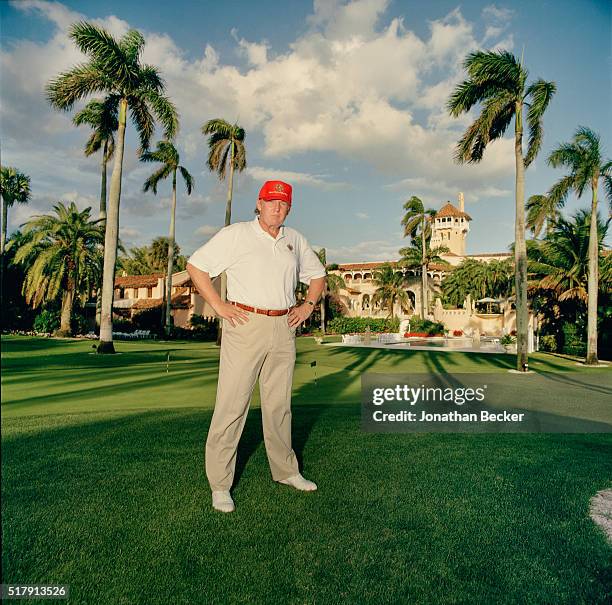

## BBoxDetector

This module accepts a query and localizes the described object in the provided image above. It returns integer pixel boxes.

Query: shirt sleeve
[297,234,327,285]
[187,225,237,278]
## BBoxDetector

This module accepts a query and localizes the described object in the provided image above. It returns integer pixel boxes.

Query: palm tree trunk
[1,196,8,255]
[98,98,127,354]
[421,217,427,318]
[319,247,326,333]
[57,286,74,337]
[95,142,108,330]
[100,140,108,220]
[165,170,177,337]
[514,103,529,371]
[216,142,235,346]
[585,180,599,364]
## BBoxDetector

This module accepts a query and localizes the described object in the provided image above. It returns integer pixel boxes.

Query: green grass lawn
[2,335,611,604]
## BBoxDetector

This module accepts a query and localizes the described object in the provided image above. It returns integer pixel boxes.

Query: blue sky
[1,0,610,262]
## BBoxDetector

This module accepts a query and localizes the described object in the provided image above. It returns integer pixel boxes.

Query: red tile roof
[131,293,191,310]
[337,261,400,271]
[334,260,451,272]
[466,253,512,258]
[435,202,471,220]
[115,273,164,288]
[131,298,162,310]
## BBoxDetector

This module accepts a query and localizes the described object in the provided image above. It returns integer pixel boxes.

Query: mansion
[330,194,511,321]
[111,193,522,337]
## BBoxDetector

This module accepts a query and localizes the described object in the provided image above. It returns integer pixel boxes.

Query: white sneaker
[278,473,317,491]
[212,490,235,513]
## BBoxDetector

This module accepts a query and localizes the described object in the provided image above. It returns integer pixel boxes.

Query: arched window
[362,294,370,310]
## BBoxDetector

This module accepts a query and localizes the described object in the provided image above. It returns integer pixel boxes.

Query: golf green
[2,336,611,604]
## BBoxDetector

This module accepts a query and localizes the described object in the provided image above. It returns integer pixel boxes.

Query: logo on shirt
[286,243,294,251]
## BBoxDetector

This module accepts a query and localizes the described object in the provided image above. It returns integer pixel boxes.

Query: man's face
[257,198,290,227]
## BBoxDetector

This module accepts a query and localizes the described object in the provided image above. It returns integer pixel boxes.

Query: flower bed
[404,332,445,338]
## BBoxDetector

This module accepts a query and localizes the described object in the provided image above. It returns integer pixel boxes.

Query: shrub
[188,314,218,340]
[33,310,60,333]
[500,334,516,346]
[539,334,558,353]
[112,318,135,333]
[132,307,163,335]
[71,313,90,335]
[562,322,586,357]
[326,316,399,334]
[408,316,446,336]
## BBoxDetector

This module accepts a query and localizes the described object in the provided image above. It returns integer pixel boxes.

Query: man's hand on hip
[216,302,250,327]
[287,303,314,328]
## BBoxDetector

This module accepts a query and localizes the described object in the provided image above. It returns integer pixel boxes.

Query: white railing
[112,329,153,340]
[377,333,402,344]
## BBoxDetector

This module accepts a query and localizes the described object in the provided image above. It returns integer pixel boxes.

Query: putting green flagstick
[166,350,170,373]
[310,360,317,385]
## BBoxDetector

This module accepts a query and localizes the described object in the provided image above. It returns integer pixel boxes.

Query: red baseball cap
[258,180,292,206]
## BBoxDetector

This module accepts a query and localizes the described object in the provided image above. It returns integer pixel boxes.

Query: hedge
[326,317,399,334]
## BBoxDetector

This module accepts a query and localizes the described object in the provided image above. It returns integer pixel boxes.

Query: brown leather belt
[230,301,291,316]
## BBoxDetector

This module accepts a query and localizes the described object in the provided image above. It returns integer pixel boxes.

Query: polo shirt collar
[252,217,286,241]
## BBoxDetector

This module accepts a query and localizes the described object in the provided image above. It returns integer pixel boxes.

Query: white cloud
[356,212,369,219]
[247,166,349,189]
[120,226,141,238]
[482,5,514,23]
[326,238,402,263]
[385,174,511,206]
[1,0,521,251]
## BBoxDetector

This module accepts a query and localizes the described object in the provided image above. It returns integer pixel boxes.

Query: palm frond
[179,166,194,194]
[143,164,172,194]
[119,29,145,63]
[464,50,523,90]
[202,118,233,138]
[524,79,556,167]
[68,21,137,86]
[46,62,111,110]
[144,90,179,141]
[129,95,155,153]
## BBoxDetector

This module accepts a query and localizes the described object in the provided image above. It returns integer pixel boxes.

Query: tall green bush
[562,323,586,357]
[326,317,399,334]
[33,310,60,333]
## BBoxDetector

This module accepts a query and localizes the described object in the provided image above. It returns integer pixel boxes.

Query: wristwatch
[304,300,315,307]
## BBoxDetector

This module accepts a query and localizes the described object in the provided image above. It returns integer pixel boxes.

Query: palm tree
[372,264,410,319]
[141,141,194,335]
[441,258,514,308]
[202,119,246,337]
[528,210,610,352]
[11,202,104,336]
[73,98,118,219]
[315,248,345,333]
[202,119,246,228]
[46,21,178,353]
[545,127,612,364]
[399,235,450,311]
[118,238,186,275]
[447,50,556,371]
[1,166,31,254]
[150,236,187,272]
[526,194,560,237]
[401,196,436,318]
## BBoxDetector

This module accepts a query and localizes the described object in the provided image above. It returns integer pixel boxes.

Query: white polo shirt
[187,217,326,310]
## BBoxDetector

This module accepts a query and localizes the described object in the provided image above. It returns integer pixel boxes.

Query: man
[186,180,326,513]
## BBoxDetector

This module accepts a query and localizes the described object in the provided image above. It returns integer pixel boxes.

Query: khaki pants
[205,312,300,491]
